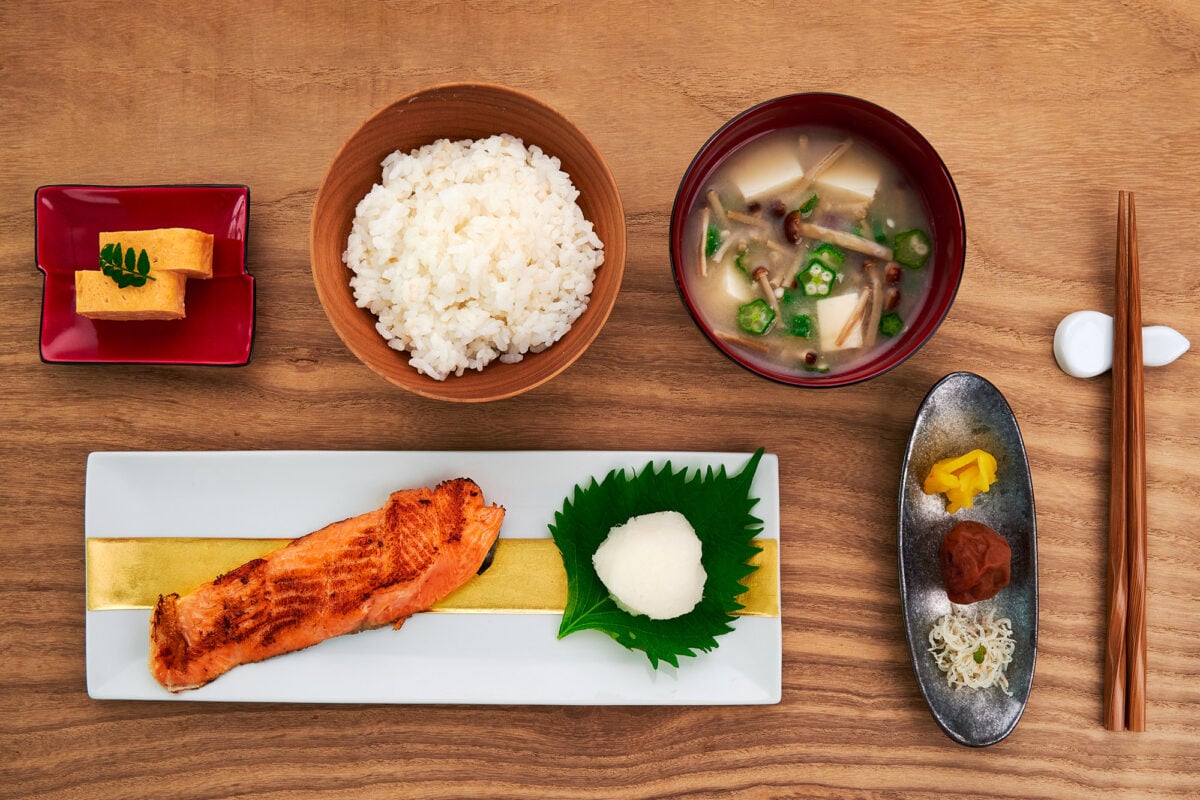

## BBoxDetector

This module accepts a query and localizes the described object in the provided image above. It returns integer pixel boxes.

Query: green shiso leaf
[549,449,765,669]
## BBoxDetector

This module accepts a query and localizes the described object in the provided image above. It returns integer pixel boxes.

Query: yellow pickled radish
[923,449,999,513]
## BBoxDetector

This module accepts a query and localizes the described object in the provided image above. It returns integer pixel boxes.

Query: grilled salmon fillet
[150,478,504,692]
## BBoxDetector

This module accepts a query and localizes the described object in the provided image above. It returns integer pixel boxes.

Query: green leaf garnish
[973,645,987,664]
[705,225,721,257]
[550,449,765,668]
[100,242,156,289]
[798,192,819,217]
[787,314,812,338]
[879,312,904,338]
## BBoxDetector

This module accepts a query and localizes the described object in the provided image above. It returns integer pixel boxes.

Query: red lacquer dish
[669,94,965,388]
[36,185,254,365]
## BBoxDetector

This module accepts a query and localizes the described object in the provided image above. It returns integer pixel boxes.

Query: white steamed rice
[342,134,605,380]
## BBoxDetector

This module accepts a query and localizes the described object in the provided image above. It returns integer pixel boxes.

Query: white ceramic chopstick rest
[1054,310,1190,378]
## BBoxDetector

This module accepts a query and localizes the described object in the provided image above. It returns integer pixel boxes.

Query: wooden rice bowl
[310,83,626,402]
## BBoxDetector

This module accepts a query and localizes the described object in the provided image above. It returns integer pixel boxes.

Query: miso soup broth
[683,127,933,378]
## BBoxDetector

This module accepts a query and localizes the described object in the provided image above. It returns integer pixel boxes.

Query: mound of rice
[342,134,605,380]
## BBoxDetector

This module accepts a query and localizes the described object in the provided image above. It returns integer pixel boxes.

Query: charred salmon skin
[150,478,504,692]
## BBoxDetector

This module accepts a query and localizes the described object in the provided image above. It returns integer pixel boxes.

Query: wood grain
[2,1,1199,798]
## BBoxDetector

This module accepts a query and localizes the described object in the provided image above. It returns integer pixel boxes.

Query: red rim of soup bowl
[669,93,966,388]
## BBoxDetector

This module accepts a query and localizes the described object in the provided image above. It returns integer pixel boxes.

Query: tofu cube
[98,228,214,279]
[722,262,756,303]
[816,161,881,203]
[74,270,187,320]
[729,139,806,202]
[817,293,865,351]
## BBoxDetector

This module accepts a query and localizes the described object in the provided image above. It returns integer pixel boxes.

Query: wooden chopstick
[1104,191,1130,732]
[1125,192,1148,732]
[1104,190,1148,732]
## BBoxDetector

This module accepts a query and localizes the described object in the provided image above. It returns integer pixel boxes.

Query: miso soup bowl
[311,83,626,402]
[669,93,965,388]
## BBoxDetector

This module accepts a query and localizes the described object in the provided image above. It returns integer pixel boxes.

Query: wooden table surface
[3,2,1198,798]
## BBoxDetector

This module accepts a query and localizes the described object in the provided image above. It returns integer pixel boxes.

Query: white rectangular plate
[85,450,781,704]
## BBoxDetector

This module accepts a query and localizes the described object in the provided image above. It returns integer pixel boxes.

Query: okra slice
[809,242,845,270]
[737,298,776,335]
[798,261,837,298]
[893,229,931,269]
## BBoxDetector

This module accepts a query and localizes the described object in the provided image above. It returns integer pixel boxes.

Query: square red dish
[36,185,254,365]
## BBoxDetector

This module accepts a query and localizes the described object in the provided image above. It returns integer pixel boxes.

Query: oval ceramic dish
[898,371,1038,746]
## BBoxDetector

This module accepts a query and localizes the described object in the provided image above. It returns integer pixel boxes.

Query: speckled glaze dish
[898,371,1038,746]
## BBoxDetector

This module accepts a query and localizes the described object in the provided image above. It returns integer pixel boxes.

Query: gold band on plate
[85,537,780,617]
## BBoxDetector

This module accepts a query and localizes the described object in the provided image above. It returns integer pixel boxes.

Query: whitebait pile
[928,605,1016,696]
